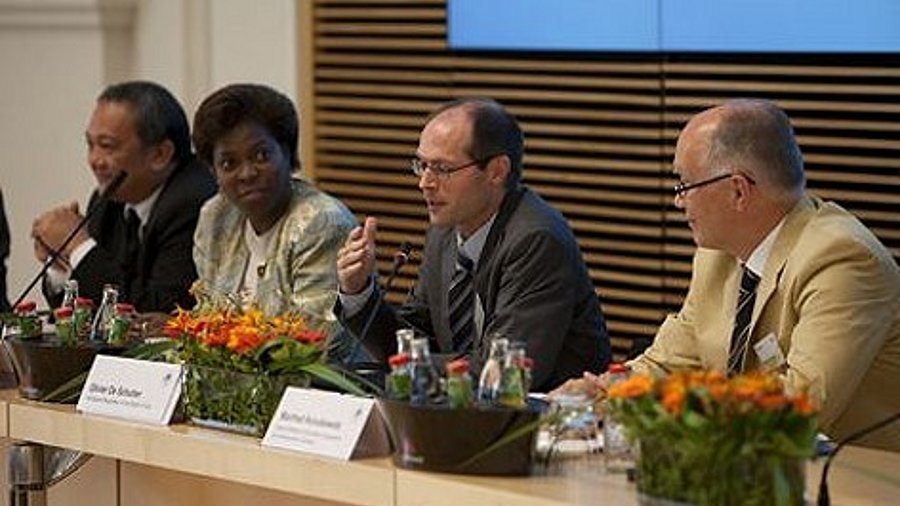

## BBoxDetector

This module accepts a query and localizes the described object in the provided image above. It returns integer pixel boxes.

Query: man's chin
[427,213,451,229]
[99,185,124,202]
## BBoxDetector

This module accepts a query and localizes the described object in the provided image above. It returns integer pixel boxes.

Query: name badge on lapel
[753,333,786,371]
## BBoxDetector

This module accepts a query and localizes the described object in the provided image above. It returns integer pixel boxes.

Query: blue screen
[449,0,900,53]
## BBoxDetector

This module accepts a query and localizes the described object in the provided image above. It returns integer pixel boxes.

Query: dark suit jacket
[45,157,216,313]
[339,187,610,391]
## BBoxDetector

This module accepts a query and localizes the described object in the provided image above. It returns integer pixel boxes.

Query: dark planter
[377,397,545,476]
[3,335,127,401]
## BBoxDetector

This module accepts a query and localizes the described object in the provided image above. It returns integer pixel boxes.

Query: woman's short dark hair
[99,81,192,164]
[192,84,299,170]
[428,97,524,190]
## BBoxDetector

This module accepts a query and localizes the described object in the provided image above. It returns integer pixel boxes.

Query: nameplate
[76,355,182,425]
[262,388,389,460]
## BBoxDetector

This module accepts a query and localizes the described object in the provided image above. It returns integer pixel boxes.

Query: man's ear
[148,139,176,173]
[732,171,755,212]
[488,154,511,187]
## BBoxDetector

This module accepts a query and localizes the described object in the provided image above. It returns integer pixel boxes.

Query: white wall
[0,0,297,307]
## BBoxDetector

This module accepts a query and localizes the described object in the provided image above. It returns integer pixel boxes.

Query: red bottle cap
[15,300,36,313]
[115,303,135,315]
[608,363,630,374]
[519,356,534,370]
[54,307,74,318]
[388,352,411,367]
[446,358,470,374]
[74,297,94,308]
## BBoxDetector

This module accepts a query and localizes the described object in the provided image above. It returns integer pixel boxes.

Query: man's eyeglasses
[410,155,498,180]
[673,172,755,197]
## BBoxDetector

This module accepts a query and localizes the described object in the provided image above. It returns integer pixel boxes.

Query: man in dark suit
[31,81,216,313]
[336,98,610,391]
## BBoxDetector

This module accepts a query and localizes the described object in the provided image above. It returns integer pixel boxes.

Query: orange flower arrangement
[165,305,326,361]
[607,370,817,506]
[164,289,365,435]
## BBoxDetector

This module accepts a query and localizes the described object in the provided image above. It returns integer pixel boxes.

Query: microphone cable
[342,241,412,368]
[817,412,900,506]
[12,171,127,309]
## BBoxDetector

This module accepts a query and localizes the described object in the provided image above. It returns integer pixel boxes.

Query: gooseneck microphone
[344,241,413,366]
[817,412,900,506]
[12,171,127,309]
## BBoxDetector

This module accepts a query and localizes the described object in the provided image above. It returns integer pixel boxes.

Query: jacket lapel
[434,232,457,352]
[754,196,817,323]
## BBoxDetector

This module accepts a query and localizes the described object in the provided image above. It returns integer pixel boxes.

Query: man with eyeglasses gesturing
[335,98,610,391]
[559,99,900,451]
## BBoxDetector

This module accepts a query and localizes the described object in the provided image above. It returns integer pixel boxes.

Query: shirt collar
[456,213,497,269]
[744,218,786,278]
[125,184,163,227]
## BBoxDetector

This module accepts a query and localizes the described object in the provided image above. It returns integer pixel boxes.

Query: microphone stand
[817,412,900,506]
[12,172,127,309]
[344,241,412,367]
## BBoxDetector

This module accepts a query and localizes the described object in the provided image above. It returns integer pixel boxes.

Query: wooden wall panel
[305,1,900,360]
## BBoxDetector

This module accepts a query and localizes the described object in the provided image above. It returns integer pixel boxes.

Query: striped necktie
[448,251,475,353]
[727,266,761,375]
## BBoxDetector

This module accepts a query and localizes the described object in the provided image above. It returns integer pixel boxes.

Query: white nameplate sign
[76,355,182,425]
[262,388,389,460]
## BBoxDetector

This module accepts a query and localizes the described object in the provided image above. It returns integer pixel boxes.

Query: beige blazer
[633,195,900,451]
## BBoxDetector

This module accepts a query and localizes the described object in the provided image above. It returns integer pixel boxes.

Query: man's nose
[418,169,436,190]
[87,145,103,169]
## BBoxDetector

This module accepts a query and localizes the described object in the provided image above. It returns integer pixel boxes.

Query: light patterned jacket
[193,178,356,323]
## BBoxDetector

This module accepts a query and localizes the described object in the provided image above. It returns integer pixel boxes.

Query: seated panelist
[336,97,611,391]
[557,99,900,452]
[191,83,356,321]
[31,81,216,313]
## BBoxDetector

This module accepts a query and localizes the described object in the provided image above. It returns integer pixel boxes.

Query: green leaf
[301,362,370,397]
[456,407,558,470]
[40,372,88,403]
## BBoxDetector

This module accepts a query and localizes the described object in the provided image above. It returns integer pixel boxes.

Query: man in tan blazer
[565,99,900,451]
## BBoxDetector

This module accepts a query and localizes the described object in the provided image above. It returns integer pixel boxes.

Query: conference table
[0,390,896,506]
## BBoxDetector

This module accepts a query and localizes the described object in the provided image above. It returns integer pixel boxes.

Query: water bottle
[14,301,42,339]
[387,352,412,401]
[72,297,94,340]
[445,358,474,409]
[61,279,79,309]
[603,363,634,473]
[90,284,119,341]
[476,335,508,405]
[54,307,76,345]
[409,337,437,405]
[107,302,134,345]
[395,328,414,355]
[497,341,527,408]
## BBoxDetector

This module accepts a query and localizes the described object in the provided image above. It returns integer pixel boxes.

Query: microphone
[12,171,127,309]
[344,241,413,367]
[817,412,900,506]
[384,241,412,294]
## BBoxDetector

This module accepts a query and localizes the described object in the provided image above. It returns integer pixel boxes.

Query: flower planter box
[377,397,545,476]
[3,335,127,401]
[182,365,309,437]
[635,437,805,506]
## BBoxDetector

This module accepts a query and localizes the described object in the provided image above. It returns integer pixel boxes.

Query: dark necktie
[448,251,475,353]
[727,267,761,375]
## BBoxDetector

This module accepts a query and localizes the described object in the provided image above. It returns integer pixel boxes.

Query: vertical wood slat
[304,1,900,360]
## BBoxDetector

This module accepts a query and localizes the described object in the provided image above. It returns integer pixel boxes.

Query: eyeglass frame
[673,171,755,197]
[410,153,501,180]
